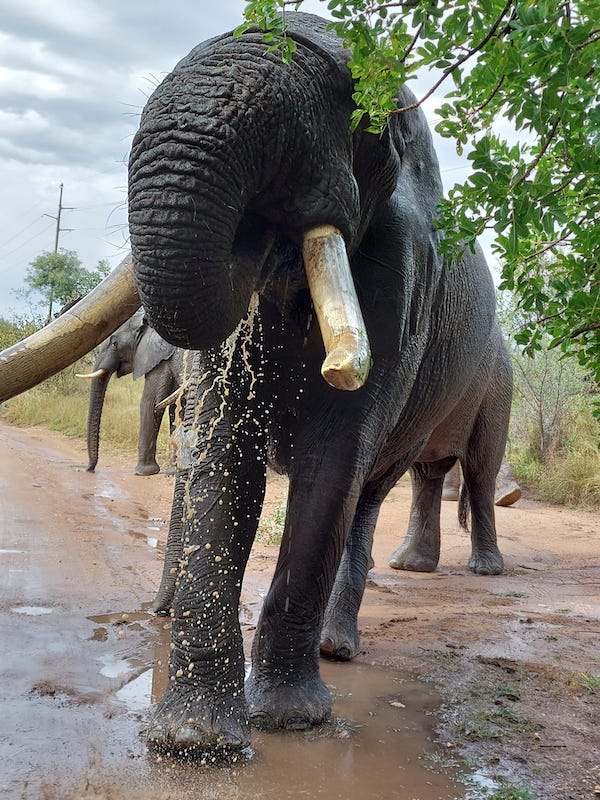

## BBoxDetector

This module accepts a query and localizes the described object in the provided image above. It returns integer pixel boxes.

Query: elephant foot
[135,461,161,476]
[146,682,250,756]
[319,622,360,661]
[468,548,504,575]
[151,591,172,616]
[245,670,332,731]
[388,544,438,572]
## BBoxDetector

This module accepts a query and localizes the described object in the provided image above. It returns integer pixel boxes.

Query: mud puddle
[3,606,470,800]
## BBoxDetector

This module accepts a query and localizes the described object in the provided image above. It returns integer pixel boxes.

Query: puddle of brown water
[2,608,470,800]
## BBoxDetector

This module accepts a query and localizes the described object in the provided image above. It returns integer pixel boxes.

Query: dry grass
[0,363,171,460]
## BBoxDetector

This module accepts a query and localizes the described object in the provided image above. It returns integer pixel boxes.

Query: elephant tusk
[155,388,182,411]
[302,225,371,391]
[75,369,109,380]
[0,254,140,403]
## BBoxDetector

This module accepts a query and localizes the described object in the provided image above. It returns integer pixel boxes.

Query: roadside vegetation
[0,344,171,464]
[1,308,599,509]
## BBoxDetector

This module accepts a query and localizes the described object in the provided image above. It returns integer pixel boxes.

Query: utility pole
[45,183,74,252]
[42,184,74,322]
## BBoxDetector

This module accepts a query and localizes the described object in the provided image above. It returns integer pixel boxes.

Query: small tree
[498,291,597,464]
[23,250,110,323]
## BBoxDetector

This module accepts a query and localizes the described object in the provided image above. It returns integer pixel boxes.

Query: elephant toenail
[283,713,311,731]
[249,711,275,730]
[335,645,352,661]
[174,724,205,746]
[320,637,334,655]
[216,731,243,748]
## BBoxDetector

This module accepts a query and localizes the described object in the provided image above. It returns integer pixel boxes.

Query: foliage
[21,250,110,323]
[0,314,39,350]
[499,291,600,506]
[257,498,287,545]
[240,0,600,391]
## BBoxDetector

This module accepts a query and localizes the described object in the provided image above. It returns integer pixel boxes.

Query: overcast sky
[0,0,481,320]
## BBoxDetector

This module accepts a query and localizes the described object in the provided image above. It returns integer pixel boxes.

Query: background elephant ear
[133,327,176,379]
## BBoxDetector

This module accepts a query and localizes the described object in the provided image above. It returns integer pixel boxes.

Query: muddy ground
[0,419,598,799]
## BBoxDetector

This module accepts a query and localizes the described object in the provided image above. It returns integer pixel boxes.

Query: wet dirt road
[0,420,599,799]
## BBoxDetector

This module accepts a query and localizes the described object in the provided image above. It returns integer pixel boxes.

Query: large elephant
[77,309,183,475]
[0,15,512,756]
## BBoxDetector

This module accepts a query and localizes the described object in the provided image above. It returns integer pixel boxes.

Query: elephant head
[77,310,177,473]
[127,15,429,383]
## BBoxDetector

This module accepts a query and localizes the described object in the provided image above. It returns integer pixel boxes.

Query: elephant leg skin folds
[246,669,332,732]
[388,465,445,573]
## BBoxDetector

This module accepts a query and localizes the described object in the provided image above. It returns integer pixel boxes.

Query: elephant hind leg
[388,457,456,572]
[461,426,506,576]
[320,492,383,661]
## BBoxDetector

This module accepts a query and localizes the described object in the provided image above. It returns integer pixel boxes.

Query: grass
[487,785,537,800]
[511,413,600,509]
[0,361,172,462]
[578,673,600,693]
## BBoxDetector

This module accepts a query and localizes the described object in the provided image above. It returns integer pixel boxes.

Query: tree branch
[394,0,516,113]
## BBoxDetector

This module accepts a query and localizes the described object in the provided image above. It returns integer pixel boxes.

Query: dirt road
[0,420,598,799]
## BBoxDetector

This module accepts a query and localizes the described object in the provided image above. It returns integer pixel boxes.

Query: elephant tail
[458,484,471,531]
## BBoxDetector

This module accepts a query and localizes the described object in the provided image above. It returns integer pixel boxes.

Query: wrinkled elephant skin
[0,13,514,757]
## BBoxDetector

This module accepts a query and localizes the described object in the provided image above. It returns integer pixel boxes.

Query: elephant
[76,308,183,475]
[0,14,513,756]
[441,457,522,507]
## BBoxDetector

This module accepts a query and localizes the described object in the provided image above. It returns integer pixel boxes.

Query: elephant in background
[77,309,183,475]
[0,14,514,756]
[440,456,522,507]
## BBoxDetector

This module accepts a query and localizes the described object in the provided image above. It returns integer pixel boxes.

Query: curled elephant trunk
[129,113,274,352]
[85,370,113,472]
[0,256,140,403]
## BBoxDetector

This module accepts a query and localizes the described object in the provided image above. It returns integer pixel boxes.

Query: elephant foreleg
[245,462,363,732]
[152,469,187,614]
[136,364,178,475]
[136,377,165,475]
[146,338,268,754]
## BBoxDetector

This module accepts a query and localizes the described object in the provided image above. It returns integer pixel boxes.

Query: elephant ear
[133,326,176,379]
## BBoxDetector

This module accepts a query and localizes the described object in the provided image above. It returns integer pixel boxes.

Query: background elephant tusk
[155,387,182,411]
[0,255,140,403]
[75,369,109,380]
[302,225,372,391]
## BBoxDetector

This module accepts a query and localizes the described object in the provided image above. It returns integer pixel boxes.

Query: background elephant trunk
[85,370,113,472]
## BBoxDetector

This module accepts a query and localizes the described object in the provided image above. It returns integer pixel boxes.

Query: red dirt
[0,420,598,799]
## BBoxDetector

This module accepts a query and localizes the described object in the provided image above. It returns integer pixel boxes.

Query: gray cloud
[0,0,489,322]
